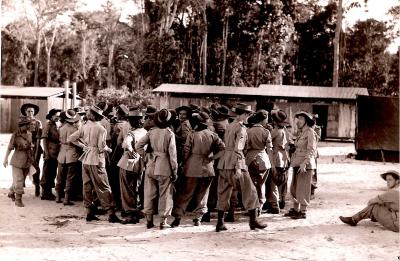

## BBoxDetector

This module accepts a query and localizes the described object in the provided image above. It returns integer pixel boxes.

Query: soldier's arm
[3,134,15,168]
[182,132,193,163]
[168,132,178,174]
[135,132,150,158]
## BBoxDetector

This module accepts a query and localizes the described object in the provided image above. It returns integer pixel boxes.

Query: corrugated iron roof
[153,84,369,100]
[0,86,70,98]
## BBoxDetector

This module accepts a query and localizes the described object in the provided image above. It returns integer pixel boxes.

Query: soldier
[216,103,267,232]
[174,105,193,162]
[311,114,321,198]
[3,117,34,207]
[55,109,80,205]
[136,109,178,229]
[246,110,273,215]
[67,105,121,223]
[21,103,42,197]
[270,109,290,210]
[284,111,317,219]
[41,108,61,200]
[339,170,399,232]
[170,112,225,227]
[117,108,147,224]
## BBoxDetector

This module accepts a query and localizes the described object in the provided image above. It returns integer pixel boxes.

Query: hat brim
[380,171,400,181]
[65,117,80,123]
[21,103,40,116]
[176,106,192,114]
[90,109,104,118]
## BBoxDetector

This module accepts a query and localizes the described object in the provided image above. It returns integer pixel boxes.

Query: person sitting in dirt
[339,170,399,232]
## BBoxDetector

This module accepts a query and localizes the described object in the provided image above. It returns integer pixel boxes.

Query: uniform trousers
[143,174,173,218]
[55,162,77,196]
[249,168,269,206]
[290,167,313,212]
[119,168,142,213]
[41,158,58,193]
[172,176,213,219]
[352,204,399,232]
[10,167,29,195]
[216,169,260,212]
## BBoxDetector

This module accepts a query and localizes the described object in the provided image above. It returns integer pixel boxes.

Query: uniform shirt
[217,120,247,170]
[213,119,229,140]
[57,123,79,164]
[136,127,177,177]
[271,127,290,168]
[100,118,112,142]
[42,120,60,159]
[117,128,147,171]
[183,129,225,177]
[67,120,108,166]
[29,118,42,144]
[175,120,192,146]
[116,120,131,147]
[370,186,399,213]
[8,131,33,168]
[245,124,272,170]
[290,126,317,169]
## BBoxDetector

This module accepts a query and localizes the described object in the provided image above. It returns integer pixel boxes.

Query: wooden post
[71,82,77,108]
[63,80,69,110]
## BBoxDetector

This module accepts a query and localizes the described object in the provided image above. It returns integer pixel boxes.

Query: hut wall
[338,103,355,138]
[0,98,12,133]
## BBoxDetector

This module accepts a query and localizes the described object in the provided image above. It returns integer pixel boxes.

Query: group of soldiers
[4,101,322,231]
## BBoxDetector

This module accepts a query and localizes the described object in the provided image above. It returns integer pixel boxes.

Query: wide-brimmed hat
[21,103,39,116]
[210,109,229,121]
[193,111,210,126]
[271,109,289,126]
[18,116,32,126]
[127,107,144,118]
[295,111,315,127]
[249,110,268,124]
[154,109,173,128]
[89,105,104,118]
[59,111,67,122]
[73,107,86,115]
[233,103,253,113]
[380,170,399,181]
[145,105,157,115]
[176,105,192,115]
[46,109,62,120]
[65,109,80,123]
[189,104,201,113]
[117,104,129,116]
[97,102,109,113]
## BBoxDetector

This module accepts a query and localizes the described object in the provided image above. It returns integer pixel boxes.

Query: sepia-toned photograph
[0,0,399,260]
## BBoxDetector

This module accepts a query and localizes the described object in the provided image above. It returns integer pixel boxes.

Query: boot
[193,218,201,226]
[121,216,139,224]
[291,211,306,219]
[201,211,211,222]
[35,185,40,197]
[170,217,181,227]
[108,210,122,223]
[224,211,235,222]
[63,194,74,206]
[8,192,15,202]
[249,209,267,230]
[339,216,357,226]
[279,200,285,210]
[55,192,62,203]
[15,194,24,207]
[283,208,298,217]
[146,215,155,229]
[160,218,171,229]
[216,211,227,232]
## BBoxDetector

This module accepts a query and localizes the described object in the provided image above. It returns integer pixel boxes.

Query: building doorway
[313,105,328,140]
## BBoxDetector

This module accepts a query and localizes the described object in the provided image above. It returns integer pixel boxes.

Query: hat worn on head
[65,109,80,123]
[21,103,39,116]
[295,111,315,127]
[251,110,269,124]
[117,104,129,116]
[155,109,172,127]
[18,116,32,126]
[271,109,289,126]
[234,103,253,113]
[189,104,201,113]
[380,170,399,181]
[46,109,62,120]
[97,102,109,113]
[145,105,157,115]
[90,105,104,118]
[176,105,192,115]
[128,107,144,118]
[193,111,210,126]
[74,107,86,115]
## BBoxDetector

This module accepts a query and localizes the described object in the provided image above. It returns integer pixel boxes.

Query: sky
[1,0,399,52]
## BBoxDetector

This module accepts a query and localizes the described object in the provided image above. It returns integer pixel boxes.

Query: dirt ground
[0,134,398,261]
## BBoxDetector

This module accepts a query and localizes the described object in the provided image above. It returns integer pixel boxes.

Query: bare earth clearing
[0,134,398,261]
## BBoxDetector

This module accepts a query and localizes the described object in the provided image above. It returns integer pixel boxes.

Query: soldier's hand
[3,160,8,168]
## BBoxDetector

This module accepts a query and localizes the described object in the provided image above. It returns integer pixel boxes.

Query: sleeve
[181,121,192,141]
[303,129,317,165]
[41,123,49,139]
[135,132,150,158]
[168,132,178,173]
[122,133,134,152]
[213,133,225,153]
[67,128,82,144]
[234,124,245,152]
[182,132,193,163]
[7,133,16,150]
[97,128,107,153]
[376,190,399,204]
[265,129,273,150]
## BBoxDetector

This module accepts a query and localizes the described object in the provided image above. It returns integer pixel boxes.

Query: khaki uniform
[216,121,259,212]
[353,187,399,232]
[246,124,272,206]
[117,128,147,213]
[290,126,317,212]
[67,120,115,211]
[56,123,79,196]
[172,129,225,219]
[29,118,42,189]
[136,127,177,218]
[7,132,34,195]
[41,121,60,194]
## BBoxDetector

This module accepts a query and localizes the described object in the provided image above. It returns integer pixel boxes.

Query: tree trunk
[34,33,41,86]
[202,9,207,85]
[333,0,343,87]
[254,28,264,87]
[81,35,87,79]
[43,28,57,87]
[221,14,228,86]
[46,53,51,86]
[107,42,115,88]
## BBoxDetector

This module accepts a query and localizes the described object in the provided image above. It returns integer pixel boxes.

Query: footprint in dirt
[43,214,83,228]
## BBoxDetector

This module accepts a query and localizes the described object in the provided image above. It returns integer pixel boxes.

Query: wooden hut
[0,86,81,133]
[152,83,369,140]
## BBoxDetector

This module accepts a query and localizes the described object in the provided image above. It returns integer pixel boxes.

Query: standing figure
[284,111,317,219]
[246,110,273,215]
[117,108,147,224]
[270,109,290,210]
[67,105,121,223]
[174,105,192,164]
[55,110,80,205]
[339,170,399,232]
[41,109,61,200]
[216,103,267,232]
[3,117,34,207]
[136,109,178,230]
[21,103,42,197]
[171,112,225,227]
